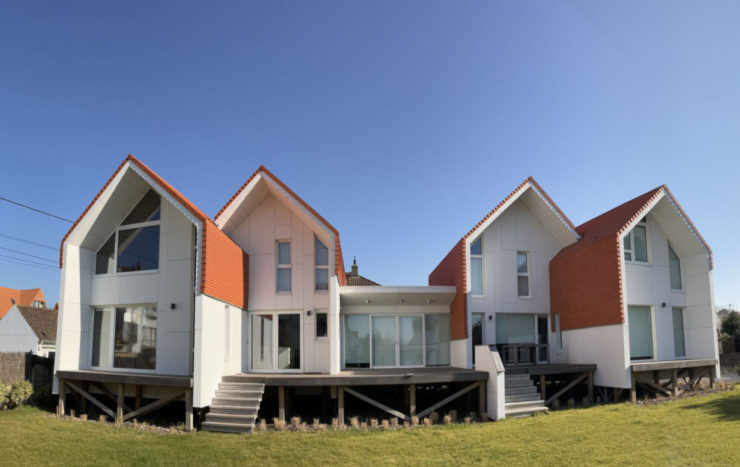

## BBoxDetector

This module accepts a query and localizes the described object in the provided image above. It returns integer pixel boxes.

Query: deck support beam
[344,386,408,421]
[671,369,679,397]
[337,386,344,424]
[185,388,193,432]
[57,378,65,417]
[116,384,124,425]
[64,380,116,420]
[546,373,587,406]
[416,381,481,419]
[587,372,594,403]
[278,386,286,422]
[409,384,416,417]
[539,375,546,400]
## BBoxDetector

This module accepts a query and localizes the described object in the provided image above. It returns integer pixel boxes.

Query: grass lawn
[1,389,739,466]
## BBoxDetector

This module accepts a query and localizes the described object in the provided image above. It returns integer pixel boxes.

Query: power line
[0,196,74,223]
[0,246,57,264]
[0,232,58,251]
[0,256,59,272]
[0,253,59,270]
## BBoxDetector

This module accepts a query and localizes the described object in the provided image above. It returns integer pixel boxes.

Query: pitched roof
[17,305,57,342]
[551,185,713,331]
[215,165,347,286]
[0,287,44,319]
[60,155,249,309]
[429,177,576,340]
[345,273,380,286]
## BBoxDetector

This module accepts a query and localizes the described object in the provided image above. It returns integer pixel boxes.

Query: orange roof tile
[216,165,347,286]
[60,155,249,309]
[0,287,44,319]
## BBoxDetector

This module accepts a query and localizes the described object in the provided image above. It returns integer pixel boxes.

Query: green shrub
[7,380,33,409]
[0,381,10,410]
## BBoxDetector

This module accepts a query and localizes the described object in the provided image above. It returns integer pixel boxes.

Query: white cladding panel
[227,193,332,373]
[561,324,631,388]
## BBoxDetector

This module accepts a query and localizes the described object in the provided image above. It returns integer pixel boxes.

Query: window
[673,307,686,358]
[517,252,530,297]
[470,238,482,295]
[623,217,648,263]
[628,306,653,360]
[668,245,682,290]
[316,312,328,338]
[32,300,44,308]
[95,189,161,274]
[496,314,535,344]
[315,236,329,291]
[91,305,157,370]
[471,313,484,364]
[276,241,291,292]
[343,314,450,368]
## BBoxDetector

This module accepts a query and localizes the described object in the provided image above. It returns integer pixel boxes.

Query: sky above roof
[1,1,739,308]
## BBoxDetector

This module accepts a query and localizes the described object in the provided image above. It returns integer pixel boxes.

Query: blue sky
[1,1,738,308]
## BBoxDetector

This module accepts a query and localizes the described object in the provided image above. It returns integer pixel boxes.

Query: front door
[536,315,549,363]
[251,312,302,372]
[471,313,484,364]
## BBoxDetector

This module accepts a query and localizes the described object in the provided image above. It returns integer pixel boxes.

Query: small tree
[721,311,740,337]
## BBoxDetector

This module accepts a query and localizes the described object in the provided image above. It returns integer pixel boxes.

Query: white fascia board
[126,163,204,294]
[618,190,665,240]
[662,192,713,271]
[528,184,580,240]
[339,285,457,295]
[214,173,263,228]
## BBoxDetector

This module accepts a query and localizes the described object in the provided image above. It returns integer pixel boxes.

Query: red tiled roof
[216,165,347,286]
[550,185,712,331]
[0,287,45,319]
[60,155,249,309]
[429,177,573,340]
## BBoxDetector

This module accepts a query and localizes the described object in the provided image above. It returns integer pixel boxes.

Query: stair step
[506,387,538,395]
[506,394,542,403]
[201,421,254,433]
[215,389,264,398]
[506,400,545,408]
[206,413,258,424]
[222,375,267,383]
[212,397,262,407]
[219,382,265,391]
[505,405,549,417]
[505,381,535,388]
[209,405,260,416]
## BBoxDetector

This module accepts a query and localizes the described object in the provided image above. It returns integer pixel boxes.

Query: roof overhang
[339,285,457,307]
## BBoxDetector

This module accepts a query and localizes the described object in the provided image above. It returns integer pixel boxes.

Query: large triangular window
[96,189,161,274]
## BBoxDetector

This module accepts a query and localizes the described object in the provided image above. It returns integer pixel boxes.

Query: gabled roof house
[0,304,57,357]
[54,157,719,430]
[0,286,46,319]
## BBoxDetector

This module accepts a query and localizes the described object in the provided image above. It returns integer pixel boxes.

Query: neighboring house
[345,257,380,286]
[0,286,46,319]
[0,304,57,357]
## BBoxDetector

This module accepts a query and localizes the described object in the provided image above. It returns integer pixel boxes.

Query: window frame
[95,191,162,276]
[314,236,329,292]
[627,304,655,361]
[276,240,292,293]
[517,251,530,298]
[668,244,683,290]
[90,304,158,373]
[623,217,649,264]
[470,237,483,297]
[672,307,686,358]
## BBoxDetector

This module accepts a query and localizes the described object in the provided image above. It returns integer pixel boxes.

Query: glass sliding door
[278,314,301,370]
[628,306,653,360]
[372,316,396,367]
[345,315,370,368]
[672,308,686,358]
[471,313,484,364]
[251,314,274,371]
[536,316,549,363]
[425,314,450,366]
[399,316,423,367]
[251,312,301,372]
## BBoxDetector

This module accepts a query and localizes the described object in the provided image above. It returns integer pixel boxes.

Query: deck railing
[497,343,548,366]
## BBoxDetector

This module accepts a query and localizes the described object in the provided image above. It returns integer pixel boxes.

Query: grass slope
[1,389,739,466]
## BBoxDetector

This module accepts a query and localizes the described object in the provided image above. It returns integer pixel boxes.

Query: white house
[0,304,57,357]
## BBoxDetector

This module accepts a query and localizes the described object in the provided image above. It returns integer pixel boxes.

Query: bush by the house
[0,380,33,409]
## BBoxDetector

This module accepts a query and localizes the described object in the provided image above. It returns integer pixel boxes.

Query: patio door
[536,315,549,363]
[251,312,302,372]
[370,315,424,368]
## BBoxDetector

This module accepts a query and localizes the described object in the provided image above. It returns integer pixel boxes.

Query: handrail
[497,343,549,366]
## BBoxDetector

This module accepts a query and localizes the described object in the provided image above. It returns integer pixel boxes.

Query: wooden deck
[505,363,597,376]
[228,367,488,387]
[630,358,718,372]
[629,358,718,403]
[56,370,193,388]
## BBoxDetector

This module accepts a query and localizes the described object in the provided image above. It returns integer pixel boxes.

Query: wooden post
[337,386,344,424]
[278,386,285,421]
[709,366,715,390]
[80,382,88,414]
[57,379,65,417]
[185,389,193,432]
[116,384,124,425]
[135,385,142,410]
[671,369,679,397]
[539,375,546,400]
[478,381,486,420]
[409,384,416,417]
[653,370,660,389]
[587,371,594,403]
[630,373,637,404]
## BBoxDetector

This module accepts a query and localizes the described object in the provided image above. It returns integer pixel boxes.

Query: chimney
[351,256,358,276]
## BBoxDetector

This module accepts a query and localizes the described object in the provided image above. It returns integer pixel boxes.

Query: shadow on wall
[680,391,740,422]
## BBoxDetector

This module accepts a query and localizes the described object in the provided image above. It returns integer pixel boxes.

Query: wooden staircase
[505,373,548,418]
[201,378,265,433]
